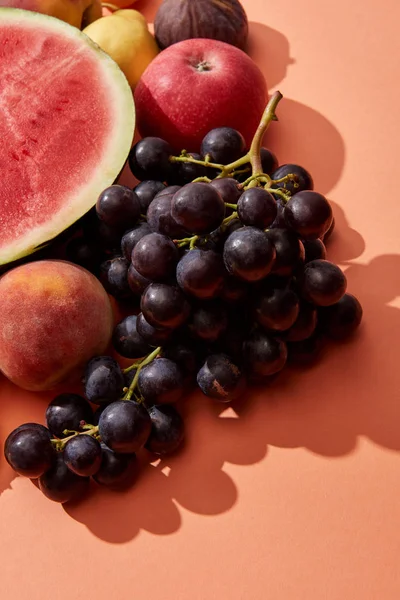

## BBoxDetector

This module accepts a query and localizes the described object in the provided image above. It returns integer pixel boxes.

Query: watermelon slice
[0,8,135,265]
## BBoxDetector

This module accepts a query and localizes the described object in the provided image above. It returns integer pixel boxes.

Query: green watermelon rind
[0,8,135,265]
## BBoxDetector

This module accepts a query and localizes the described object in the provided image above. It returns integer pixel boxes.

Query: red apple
[134,38,267,153]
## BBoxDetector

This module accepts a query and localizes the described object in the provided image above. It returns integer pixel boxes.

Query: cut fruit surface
[0,8,135,264]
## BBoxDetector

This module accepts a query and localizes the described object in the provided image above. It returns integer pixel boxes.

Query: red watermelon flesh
[0,8,135,264]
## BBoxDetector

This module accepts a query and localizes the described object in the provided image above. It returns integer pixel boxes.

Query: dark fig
[154,0,249,52]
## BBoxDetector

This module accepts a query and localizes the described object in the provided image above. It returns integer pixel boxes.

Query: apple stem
[123,346,162,401]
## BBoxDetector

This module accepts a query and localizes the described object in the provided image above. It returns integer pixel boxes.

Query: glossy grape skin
[176,249,225,299]
[127,264,151,296]
[99,401,152,453]
[171,183,225,234]
[284,303,318,342]
[243,331,288,377]
[138,358,185,405]
[210,178,242,204]
[133,180,166,213]
[145,404,184,455]
[100,256,132,301]
[93,443,138,487]
[155,185,181,198]
[254,287,300,332]
[318,293,363,339]
[270,198,286,229]
[4,427,55,478]
[129,137,174,182]
[64,435,102,477]
[201,127,246,164]
[96,185,141,230]
[188,302,228,342]
[260,147,279,175]
[38,453,89,503]
[323,217,335,242]
[303,238,327,263]
[141,284,191,329]
[271,164,314,195]
[172,152,207,185]
[112,315,153,359]
[132,233,179,281]
[7,423,50,437]
[83,356,124,405]
[197,354,246,402]
[147,193,188,238]
[223,227,276,282]
[121,223,151,261]
[265,228,305,277]
[46,393,94,438]
[65,237,104,274]
[136,313,173,347]
[284,191,333,240]
[300,260,347,306]
[237,188,277,228]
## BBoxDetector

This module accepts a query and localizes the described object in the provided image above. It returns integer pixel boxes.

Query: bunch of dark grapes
[5,118,363,504]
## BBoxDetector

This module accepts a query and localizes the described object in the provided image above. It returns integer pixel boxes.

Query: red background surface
[1,1,400,598]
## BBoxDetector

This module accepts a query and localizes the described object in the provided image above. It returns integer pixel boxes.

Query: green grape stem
[123,346,162,401]
[51,425,99,451]
[169,91,283,183]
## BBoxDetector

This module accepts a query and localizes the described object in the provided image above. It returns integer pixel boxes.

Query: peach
[0,260,114,391]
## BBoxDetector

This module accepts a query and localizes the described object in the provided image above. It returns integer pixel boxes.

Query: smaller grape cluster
[5,93,363,504]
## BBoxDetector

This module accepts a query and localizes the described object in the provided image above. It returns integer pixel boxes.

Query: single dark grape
[127,264,151,296]
[138,358,185,405]
[271,164,314,194]
[197,354,246,402]
[303,238,327,263]
[322,217,335,242]
[243,331,288,377]
[93,443,138,487]
[284,191,333,240]
[121,223,151,261]
[141,283,191,329]
[287,333,323,365]
[64,435,102,477]
[188,302,228,342]
[129,137,174,182]
[100,256,132,301]
[132,233,179,281]
[176,249,225,299]
[112,315,153,358]
[46,393,94,438]
[260,147,279,175]
[38,453,89,503]
[223,227,276,282]
[265,228,305,277]
[237,188,277,228]
[210,178,242,204]
[300,260,347,306]
[96,185,141,230]
[65,237,104,274]
[318,293,363,339]
[136,313,173,347]
[83,356,124,405]
[171,183,225,234]
[147,193,188,238]
[145,404,184,455]
[284,302,318,342]
[99,401,152,453]
[4,427,55,478]
[201,127,246,164]
[172,153,207,185]
[220,276,248,304]
[133,180,166,213]
[254,286,300,332]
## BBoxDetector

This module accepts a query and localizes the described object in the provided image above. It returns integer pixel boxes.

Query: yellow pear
[83,15,159,89]
[113,8,147,26]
